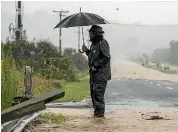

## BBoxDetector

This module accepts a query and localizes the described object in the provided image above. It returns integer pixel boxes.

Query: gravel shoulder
[27,108,178,132]
[25,58,178,132]
[111,58,178,81]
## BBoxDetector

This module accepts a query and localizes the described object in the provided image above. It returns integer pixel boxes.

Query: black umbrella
[54,8,109,53]
[54,12,109,28]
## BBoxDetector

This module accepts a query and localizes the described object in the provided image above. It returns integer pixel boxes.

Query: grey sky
[1,1,178,58]
[2,1,178,24]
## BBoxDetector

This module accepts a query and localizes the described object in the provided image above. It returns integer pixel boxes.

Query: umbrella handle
[79,49,84,53]
[79,43,85,53]
[79,26,85,53]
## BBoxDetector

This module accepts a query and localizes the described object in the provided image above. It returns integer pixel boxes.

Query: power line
[111,22,178,27]
[135,1,178,3]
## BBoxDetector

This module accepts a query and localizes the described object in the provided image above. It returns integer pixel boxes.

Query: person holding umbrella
[54,8,110,117]
[82,25,111,118]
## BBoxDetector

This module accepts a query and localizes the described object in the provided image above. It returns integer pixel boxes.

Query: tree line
[1,39,88,81]
[152,40,178,66]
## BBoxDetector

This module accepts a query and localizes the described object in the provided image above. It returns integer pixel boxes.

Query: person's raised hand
[82,45,89,52]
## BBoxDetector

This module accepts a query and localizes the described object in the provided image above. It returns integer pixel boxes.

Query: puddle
[46,99,178,112]
[46,80,178,112]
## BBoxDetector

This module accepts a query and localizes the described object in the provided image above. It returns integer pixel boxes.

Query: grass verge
[2,63,89,109]
[145,65,178,74]
[58,77,90,102]
[41,112,66,124]
[32,71,90,102]
[22,71,90,102]
[1,48,24,109]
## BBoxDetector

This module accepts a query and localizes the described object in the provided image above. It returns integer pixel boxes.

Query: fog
[1,1,178,60]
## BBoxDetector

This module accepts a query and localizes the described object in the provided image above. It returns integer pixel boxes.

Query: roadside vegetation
[145,63,178,74]
[1,39,89,109]
[41,112,67,124]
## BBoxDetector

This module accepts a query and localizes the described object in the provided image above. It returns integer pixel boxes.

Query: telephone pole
[9,1,27,41]
[74,30,89,49]
[53,10,69,55]
[15,1,22,40]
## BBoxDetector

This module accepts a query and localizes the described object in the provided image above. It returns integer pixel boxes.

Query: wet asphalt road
[106,79,178,111]
[47,79,178,111]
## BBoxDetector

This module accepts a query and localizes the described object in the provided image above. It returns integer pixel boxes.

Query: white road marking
[112,93,120,96]
[150,82,153,84]
[157,84,161,87]
[167,87,173,90]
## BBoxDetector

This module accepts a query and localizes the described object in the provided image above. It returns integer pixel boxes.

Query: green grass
[32,76,57,96]
[145,65,178,74]
[1,44,89,109]
[1,50,24,109]
[30,71,90,102]
[77,70,89,80]
[58,78,90,102]
[32,71,89,98]
[41,112,66,124]
[41,71,90,102]
[1,52,89,109]
[160,69,178,74]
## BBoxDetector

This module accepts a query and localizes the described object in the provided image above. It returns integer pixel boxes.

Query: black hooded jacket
[86,35,111,82]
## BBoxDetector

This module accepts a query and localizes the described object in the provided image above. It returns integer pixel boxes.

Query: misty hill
[2,11,178,59]
[152,48,170,63]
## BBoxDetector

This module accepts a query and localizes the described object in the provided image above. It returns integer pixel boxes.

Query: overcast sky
[1,1,178,58]
[2,1,178,25]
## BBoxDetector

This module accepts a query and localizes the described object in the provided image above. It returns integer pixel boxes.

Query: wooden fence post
[24,66,32,98]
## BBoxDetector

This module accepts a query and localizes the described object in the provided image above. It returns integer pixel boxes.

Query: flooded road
[47,79,178,111]
[34,79,178,132]
[32,59,178,132]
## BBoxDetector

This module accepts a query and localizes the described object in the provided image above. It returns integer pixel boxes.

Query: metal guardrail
[1,88,64,124]
[2,65,65,132]
[1,88,65,132]
[1,112,42,132]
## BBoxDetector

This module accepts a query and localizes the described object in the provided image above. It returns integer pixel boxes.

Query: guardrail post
[24,66,32,98]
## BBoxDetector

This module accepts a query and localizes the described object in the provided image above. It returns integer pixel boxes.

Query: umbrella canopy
[54,9,109,53]
[54,12,109,28]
